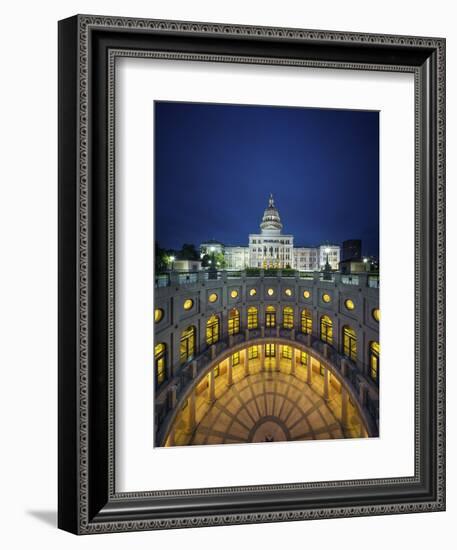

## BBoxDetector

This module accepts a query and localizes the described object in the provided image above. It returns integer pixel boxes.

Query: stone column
[307,359,313,385]
[186,391,196,435]
[169,384,178,410]
[323,367,330,401]
[227,356,233,387]
[291,348,297,376]
[191,360,198,379]
[207,370,215,403]
[259,344,265,372]
[341,386,350,429]
[243,349,249,377]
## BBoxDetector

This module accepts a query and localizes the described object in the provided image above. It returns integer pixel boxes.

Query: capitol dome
[260,194,283,235]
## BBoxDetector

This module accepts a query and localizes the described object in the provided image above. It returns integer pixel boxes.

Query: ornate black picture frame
[58,14,445,534]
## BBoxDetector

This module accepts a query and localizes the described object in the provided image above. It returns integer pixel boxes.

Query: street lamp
[169,255,175,271]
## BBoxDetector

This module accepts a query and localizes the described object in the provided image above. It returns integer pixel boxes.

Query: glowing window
[248,345,259,359]
[265,343,276,357]
[228,308,240,336]
[372,308,381,322]
[369,341,380,382]
[206,315,220,345]
[303,290,311,299]
[249,288,257,296]
[208,293,218,303]
[300,352,308,366]
[155,343,167,385]
[301,309,312,334]
[183,299,193,310]
[265,305,276,328]
[284,288,292,297]
[247,306,258,329]
[230,289,239,299]
[154,308,164,323]
[320,315,333,344]
[342,326,357,361]
[282,345,292,359]
[179,326,195,365]
[232,351,240,366]
[283,306,294,329]
[267,288,274,296]
[345,299,355,311]
[322,293,331,303]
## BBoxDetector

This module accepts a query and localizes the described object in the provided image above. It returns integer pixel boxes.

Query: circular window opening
[249,288,257,296]
[322,293,331,303]
[230,289,239,299]
[183,299,193,310]
[284,288,292,297]
[372,308,380,322]
[208,293,218,303]
[345,299,355,311]
[303,290,311,299]
[154,308,164,323]
[267,288,274,296]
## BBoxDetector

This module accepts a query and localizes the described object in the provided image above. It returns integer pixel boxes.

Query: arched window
[283,306,294,329]
[247,306,258,329]
[301,309,312,334]
[320,315,333,344]
[265,305,276,328]
[206,315,220,345]
[342,326,357,361]
[180,326,195,365]
[228,308,240,335]
[369,341,380,382]
[154,343,167,386]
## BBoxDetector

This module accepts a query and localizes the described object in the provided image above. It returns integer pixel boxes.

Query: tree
[180,243,199,260]
[201,251,226,269]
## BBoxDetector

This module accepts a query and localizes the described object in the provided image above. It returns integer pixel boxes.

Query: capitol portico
[200,194,340,271]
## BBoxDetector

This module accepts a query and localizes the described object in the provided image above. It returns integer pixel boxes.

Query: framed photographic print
[58,15,446,534]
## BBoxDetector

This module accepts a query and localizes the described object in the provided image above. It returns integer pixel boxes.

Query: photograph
[153,101,380,447]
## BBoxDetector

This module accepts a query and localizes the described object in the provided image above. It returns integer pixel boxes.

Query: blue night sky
[155,101,379,256]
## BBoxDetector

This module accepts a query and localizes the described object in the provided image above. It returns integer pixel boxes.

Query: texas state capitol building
[154,195,379,448]
[200,194,340,271]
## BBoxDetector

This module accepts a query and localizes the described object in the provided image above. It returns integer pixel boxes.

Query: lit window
[345,299,355,311]
[154,308,164,323]
[283,306,294,329]
[303,290,311,299]
[372,308,380,322]
[155,343,167,385]
[265,343,276,357]
[267,288,274,296]
[282,345,292,359]
[342,326,357,361]
[284,288,292,297]
[183,299,193,310]
[265,305,276,328]
[249,288,257,296]
[369,341,380,381]
[300,352,308,366]
[322,293,331,303]
[320,315,333,344]
[247,306,258,329]
[232,351,240,366]
[180,326,195,365]
[230,289,239,299]
[301,309,312,334]
[206,315,220,345]
[248,345,259,359]
[208,293,218,303]
[228,308,240,336]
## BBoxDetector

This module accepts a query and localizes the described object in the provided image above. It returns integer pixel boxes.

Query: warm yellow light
[322,293,331,303]
[154,308,164,323]
[345,299,355,311]
[372,308,380,322]
[267,288,274,296]
[230,289,239,299]
[284,288,292,297]
[249,288,257,296]
[183,299,193,310]
[208,293,218,303]
[303,290,311,299]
